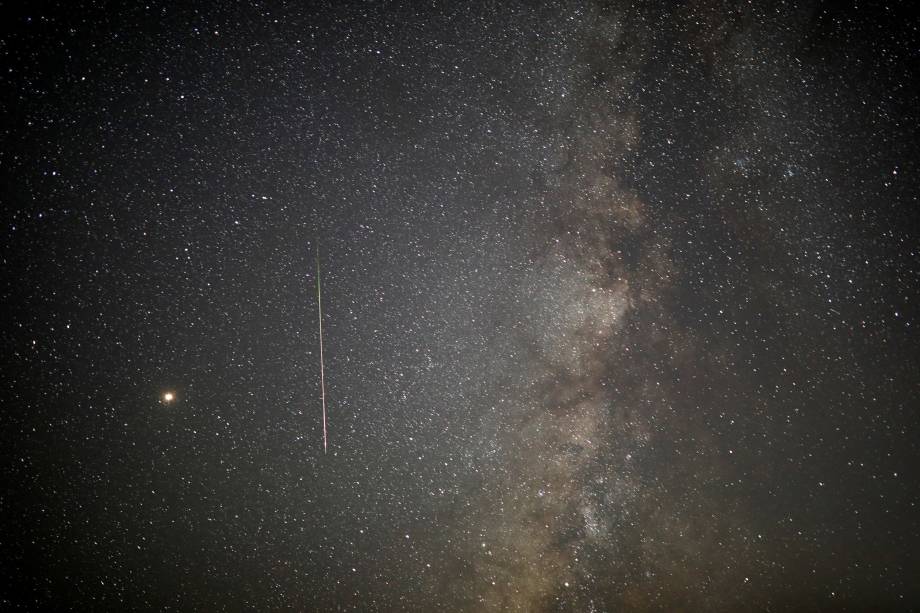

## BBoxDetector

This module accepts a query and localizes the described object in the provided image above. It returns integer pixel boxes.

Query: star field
[2,1,919,610]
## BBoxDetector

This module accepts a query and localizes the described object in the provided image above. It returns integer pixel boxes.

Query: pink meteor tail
[316,244,328,454]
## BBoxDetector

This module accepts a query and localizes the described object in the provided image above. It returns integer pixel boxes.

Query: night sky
[2,1,920,610]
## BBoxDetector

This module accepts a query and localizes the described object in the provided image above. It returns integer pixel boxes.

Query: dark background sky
[2,1,919,610]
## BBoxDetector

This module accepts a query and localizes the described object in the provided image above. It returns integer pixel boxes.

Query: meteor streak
[316,243,328,454]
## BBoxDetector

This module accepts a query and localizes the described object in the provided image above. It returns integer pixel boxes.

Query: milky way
[2,1,919,611]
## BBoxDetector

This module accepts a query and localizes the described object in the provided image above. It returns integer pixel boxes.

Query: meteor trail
[316,243,328,454]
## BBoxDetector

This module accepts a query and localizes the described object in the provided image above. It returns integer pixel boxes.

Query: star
[162,392,175,403]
